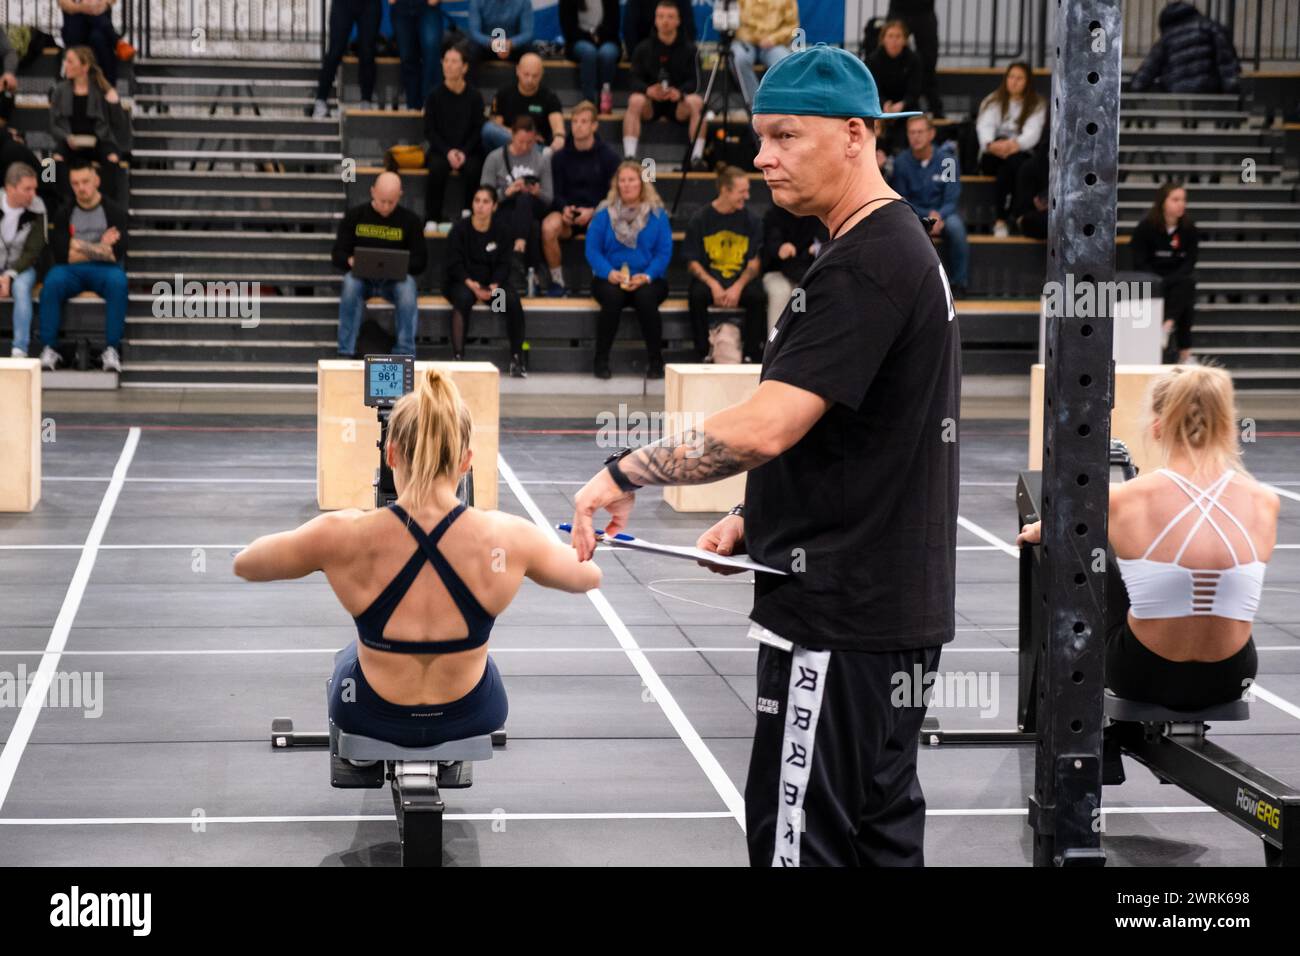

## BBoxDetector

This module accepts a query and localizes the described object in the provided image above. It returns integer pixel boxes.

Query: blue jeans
[731,40,792,107]
[392,2,446,109]
[338,272,418,356]
[573,39,620,103]
[7,267,37,354]
[481,119,512,153]
[39,262,128,349]
[937,212,969,288]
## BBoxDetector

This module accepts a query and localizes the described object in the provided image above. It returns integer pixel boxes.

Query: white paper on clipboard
[596,534,788,575]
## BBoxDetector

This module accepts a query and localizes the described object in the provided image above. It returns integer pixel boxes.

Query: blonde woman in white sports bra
[1018,365,1280,710]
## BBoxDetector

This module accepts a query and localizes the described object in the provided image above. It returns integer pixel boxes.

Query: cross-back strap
[387,503,494,626]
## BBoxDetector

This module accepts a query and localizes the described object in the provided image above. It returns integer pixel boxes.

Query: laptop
[352,247,410,281]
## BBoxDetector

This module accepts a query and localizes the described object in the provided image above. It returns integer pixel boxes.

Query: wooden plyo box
[317,360,499,511]
[0,358,41,513]
[663,363,762,513]
[1029,363,1173,477]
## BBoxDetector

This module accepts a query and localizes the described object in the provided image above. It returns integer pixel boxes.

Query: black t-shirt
[491,84,563,143]
[683,204,762,283]
[744,199,961,652]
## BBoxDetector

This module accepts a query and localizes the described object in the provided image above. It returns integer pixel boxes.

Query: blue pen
[556,522,635,542]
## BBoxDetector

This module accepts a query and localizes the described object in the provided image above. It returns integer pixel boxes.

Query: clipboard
[556,523,788,575]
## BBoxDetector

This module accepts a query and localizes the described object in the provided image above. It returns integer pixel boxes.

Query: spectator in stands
[975,61,1045,237]
[1,163,47,358]
[0,27,17,93]
[759,204,825,335]
[58,0,132,87]
[482,53,565,154]
[1131,182,1199,365]
[560,0,621,108]
[49,47,123,204]
[684,165,765,363]
[1130,1,1241,95]
[625,1,705,167]
[864,19,924,156]
[445,184,528,376]
[480,115,553,282]
[37,158,126,372]
[623,0,695,57]
[331,171,428,358]
[885,0,941,115]
[585,159,672,379]
[1012,146,1049,240]
[314,0,382,117]
[423,41,486,228]
[731,0,798,109]
[467,0,535,65]
[541,100,620,296]
[891,114,968,295]
[391,0,448,110]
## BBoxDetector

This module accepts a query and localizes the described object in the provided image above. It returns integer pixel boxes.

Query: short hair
[444,39,471,64]
[716,165,747,192]
[511,115,536,134]
[4,162,37,187]
[655,0,681,14]
[570,100,599,122]
[905,113,934,130]
[68,156,99,175]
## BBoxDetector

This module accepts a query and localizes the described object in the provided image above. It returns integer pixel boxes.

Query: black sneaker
[594,358,612,380]
[509,353,527,378]
[646,360,664,379]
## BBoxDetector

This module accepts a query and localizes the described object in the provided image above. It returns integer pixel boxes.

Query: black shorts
[649,97,683,123]
[1105,619,1257,712]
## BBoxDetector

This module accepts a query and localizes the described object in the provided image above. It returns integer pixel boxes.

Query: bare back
[322,505,530,705]
[1110,469,1279,661]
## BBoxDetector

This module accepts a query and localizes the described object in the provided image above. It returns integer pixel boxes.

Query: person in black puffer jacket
[1130,1,1240,94]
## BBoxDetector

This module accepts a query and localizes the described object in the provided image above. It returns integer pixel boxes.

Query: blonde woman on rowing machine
[236,368,602,745]
[1017,365,1279,710]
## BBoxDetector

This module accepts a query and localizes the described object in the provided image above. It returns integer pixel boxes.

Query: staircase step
[130,169,345,192]
[130,229,335,253]
[130,149,344,166]
[130,206,343,222]
[132,115,338,136]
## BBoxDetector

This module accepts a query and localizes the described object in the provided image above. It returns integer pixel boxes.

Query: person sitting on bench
[1018,365,1279,711]
[234,368,602,749]
[38,157,128,372]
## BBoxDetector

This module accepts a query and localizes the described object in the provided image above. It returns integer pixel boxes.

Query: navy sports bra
[353,502,495,654]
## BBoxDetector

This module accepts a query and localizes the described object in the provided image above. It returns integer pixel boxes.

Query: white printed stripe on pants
[772,646,832,867]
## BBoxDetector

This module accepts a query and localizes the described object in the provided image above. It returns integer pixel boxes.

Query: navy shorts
[327,642,508,749]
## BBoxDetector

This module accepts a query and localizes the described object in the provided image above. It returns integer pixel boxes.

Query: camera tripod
[670,30,752,214]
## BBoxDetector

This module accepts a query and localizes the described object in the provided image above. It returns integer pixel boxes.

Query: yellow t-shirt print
[703,230,750,280]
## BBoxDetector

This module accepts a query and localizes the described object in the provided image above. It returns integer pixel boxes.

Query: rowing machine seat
[1103,690,1249,724]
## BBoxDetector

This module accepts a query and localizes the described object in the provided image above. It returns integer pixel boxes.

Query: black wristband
[604,448,642,493]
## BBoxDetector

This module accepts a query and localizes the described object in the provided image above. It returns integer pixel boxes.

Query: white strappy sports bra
[1114,468,1267,622]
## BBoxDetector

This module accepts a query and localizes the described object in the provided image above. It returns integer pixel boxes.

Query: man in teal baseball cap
[567,41,961,868]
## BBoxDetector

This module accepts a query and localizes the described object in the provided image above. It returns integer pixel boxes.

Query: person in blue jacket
[584,159,673,380]
[467,0,535,64]
[890,113,968,295]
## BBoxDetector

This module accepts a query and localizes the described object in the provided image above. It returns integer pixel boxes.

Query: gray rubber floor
[1,415,1298,866]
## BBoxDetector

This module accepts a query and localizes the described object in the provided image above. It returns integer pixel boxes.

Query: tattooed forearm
[620,427,767,487]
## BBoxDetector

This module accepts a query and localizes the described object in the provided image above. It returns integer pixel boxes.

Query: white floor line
[498,453,747,831]
[44,476,315,484]
[0,428,140,814]
[957,515,1020,557]
[0,541,1019,553]
[1265,483,1300,504]
[0,806,1224,826]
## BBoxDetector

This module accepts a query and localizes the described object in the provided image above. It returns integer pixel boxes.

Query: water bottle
[526,267,537,297]
[600,82,613,115]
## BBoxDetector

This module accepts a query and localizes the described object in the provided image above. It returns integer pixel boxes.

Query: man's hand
[0,73,16,92]
[448,148,464,169]
[708,278,727,306]
[696,514,747,575]
[777,241,796,260]
[513,237,526,253]
[928,213,944,236]
[527,181,542,197]
[667,87,682,102]
[719,282,741,309]
[101,226,121,247]
[0,275,11,299]
[1016,521,1041,546]
[347,255,354,268]
[575,207,595,227]
[646,84,666,101]
[505,177,525,196]
[496,41,512,60]
[570,468,636,562]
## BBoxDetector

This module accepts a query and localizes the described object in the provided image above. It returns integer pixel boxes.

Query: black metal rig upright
[1028,0,1121,866]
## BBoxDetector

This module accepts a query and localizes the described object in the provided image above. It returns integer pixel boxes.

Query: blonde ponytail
[386,368,473,510]
[1143,363,1244,474]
